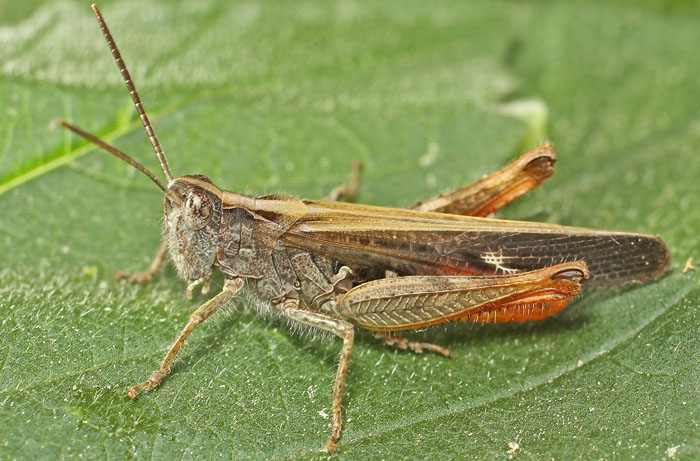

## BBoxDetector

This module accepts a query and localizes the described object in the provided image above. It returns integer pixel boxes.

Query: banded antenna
[91,3,174,183]
[53,120,166,191]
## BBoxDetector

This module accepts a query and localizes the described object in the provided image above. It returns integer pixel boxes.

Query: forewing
[280,200,670,286]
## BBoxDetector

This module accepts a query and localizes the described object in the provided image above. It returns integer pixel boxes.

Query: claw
[127,370,167,399]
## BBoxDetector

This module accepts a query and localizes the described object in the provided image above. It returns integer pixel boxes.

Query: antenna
[91,3,174,182]
[53,120,166,191]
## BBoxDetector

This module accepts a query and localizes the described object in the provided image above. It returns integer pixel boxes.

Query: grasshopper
[56,5,670,452]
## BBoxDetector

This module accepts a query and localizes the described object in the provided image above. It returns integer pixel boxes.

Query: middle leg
[279,299,355,453]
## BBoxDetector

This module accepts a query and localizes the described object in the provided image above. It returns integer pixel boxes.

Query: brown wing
[279,199,670,287]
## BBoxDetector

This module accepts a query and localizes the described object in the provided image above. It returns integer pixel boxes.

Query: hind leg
[411,144,556,217]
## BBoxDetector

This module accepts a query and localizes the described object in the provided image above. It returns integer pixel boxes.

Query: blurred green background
[1,1,698,459]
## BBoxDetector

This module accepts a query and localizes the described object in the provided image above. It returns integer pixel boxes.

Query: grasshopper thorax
[164,175,224,282]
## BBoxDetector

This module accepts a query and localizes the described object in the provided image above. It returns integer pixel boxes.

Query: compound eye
[183,188,213,230]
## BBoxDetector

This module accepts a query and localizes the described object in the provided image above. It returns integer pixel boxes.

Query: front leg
[127,277,244,398]
[279,298,355,453]
[115,241,169,283]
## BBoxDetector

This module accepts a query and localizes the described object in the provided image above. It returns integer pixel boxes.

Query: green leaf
[1,1,698,459]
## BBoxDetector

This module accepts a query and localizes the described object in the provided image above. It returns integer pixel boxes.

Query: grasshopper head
[56,6,229,285]
[164,175,223,282]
